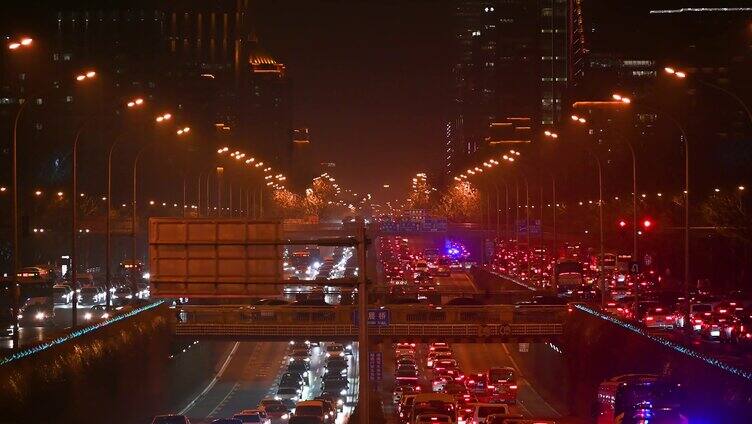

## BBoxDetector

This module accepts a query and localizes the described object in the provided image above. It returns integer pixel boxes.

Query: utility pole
[357,224,369,421]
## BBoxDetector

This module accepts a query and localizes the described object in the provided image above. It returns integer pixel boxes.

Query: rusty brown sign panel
[148,218,283,298]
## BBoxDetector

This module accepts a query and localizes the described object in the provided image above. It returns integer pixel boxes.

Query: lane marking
[179,341,240,415]
[207,382,240,418]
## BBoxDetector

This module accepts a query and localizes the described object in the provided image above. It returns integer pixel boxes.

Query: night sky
[252,0,452,200]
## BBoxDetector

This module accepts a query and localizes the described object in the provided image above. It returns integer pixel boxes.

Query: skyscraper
[446,0,569,176]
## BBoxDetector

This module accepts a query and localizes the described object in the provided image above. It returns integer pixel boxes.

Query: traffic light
[617,219,627,229]
[641,218,654,230]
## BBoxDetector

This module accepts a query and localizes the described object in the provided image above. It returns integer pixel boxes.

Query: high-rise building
[51,0,293,167]
[446,0,569,176]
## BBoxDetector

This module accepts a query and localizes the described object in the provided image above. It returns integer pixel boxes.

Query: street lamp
[7,37,33,50]
[69,69,99,327]
[8,35,37,346]
[571,117,605,306]
[664,66,752,126]
[105,97,146,307]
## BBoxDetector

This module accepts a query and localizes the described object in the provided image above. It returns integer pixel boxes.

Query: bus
[597,374,685,424]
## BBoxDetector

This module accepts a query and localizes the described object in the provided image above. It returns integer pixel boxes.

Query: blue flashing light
[0,301,165,366]
[575,304,752,381]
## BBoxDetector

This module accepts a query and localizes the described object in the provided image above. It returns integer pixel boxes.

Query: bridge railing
[176,304,566,326]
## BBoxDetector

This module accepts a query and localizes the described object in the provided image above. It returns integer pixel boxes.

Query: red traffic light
[642,218,653,229]
[618,219,627,228]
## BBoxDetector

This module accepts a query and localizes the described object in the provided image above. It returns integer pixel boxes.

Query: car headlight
[35,311,46,320]
[326,352,330,357]
[102,313,110,319]
[340,389,347,395]
[281,414,290,420]
[274,395,281,400]
[84,312,93,320]
[304,357,310,362]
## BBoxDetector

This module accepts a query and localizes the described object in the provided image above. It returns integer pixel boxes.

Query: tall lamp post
[69,69,98,327]
[571,115,606,306]
[104,97,145,308]
[7,37,34,346]
[129,112,172,298]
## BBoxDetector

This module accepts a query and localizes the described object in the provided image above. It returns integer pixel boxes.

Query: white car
[473,404,511,424]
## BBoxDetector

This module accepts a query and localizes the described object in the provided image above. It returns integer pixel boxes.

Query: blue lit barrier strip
[575,304,752,381]
[0,301,164,366]
[485,268,537,291]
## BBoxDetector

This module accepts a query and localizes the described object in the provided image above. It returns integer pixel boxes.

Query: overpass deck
[173,304,565,341]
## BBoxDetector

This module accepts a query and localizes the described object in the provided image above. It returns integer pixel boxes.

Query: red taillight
[646,316,654,321]
[509,385,518,390]
[487,385,495,390]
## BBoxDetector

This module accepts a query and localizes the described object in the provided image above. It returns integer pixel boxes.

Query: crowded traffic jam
[487,241,752,353]
[389,340,558,424]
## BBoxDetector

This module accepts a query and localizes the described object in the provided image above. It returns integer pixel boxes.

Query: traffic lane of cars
[201,342,292,422]
[178,342,268,421]
[451,343,562,419]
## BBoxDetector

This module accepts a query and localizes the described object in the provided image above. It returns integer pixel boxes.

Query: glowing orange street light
[612,94,631,104]
[127,98,145,108]
[8,37,33,50]
[664,67,686,78]
[75,70,97,82]
[155,113,172,123]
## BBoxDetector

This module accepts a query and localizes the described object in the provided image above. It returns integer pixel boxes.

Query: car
[465,374,490,398]
[84,305,112,321]
[325,357,348,374]
[275,387,302,403]
[487,367,517,404]
[398,394,417,422]
[18,297,54,326]
[258,399,291,420]
[233,409,271,424]
[641,305,678,329]
[397,357,418,367]
[485,414,526,424]
[78,286,102,306]
[416,414,453,423]
[393,384,422,404]
[395,367,419,382]
[427,351,453,368]
[472,404,510,424]
[322,378,349,396]
[151,415,191,424]
[288,417,323,424]
[294,400,333,424]
[325,343,346,358]
[699,313,736,342]
[433,359,459,372]
[288,360,310,374]
[281,371,308,388]
[311,398,338,420]
[212,419,243,424]
[53,284,74,305]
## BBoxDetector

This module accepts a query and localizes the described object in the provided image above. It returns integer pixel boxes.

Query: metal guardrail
[173,322,563,339]
[173,304,565,339]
